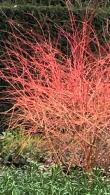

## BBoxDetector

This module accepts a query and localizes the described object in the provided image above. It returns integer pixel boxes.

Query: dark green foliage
[0,5,109,40]
[0,5,109,69]
[0,5,109,62]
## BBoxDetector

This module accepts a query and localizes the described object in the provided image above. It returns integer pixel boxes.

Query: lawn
[0,163,110,195]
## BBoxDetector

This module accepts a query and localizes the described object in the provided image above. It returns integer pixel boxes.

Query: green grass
[0,164,110,195]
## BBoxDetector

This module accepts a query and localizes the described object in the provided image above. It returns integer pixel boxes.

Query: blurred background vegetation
[0,0,109,7]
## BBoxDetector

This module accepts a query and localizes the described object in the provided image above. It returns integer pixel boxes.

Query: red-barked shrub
[0,10,110,171]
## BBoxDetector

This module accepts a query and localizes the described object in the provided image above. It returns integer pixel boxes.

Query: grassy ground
[0,163,110,195]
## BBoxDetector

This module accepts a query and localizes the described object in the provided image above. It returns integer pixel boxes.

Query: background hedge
[0,0,109,7]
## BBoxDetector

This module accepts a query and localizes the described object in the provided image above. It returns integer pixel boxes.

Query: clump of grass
[0,2,110,171]
[0,128,47,165]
